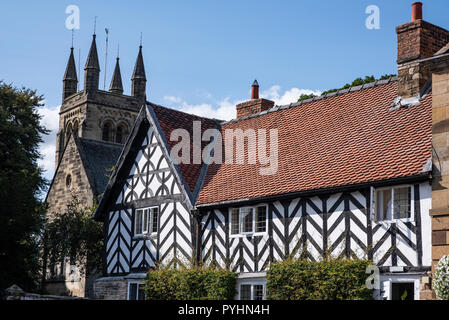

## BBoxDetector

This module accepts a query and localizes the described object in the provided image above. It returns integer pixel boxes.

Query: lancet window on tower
[115,123,129,144]
[102,122,112,142]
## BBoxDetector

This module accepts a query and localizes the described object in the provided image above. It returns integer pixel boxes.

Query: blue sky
[1,0,448,180]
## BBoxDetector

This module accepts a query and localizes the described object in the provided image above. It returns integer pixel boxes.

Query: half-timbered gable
[95,104,219,276]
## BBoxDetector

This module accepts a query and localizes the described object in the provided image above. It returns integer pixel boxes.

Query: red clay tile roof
[151,104,219,194]
[196,80,432,205]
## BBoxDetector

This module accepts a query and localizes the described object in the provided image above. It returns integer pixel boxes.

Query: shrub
[434,255,449,300]
[266,258,373,300]
[144,266,237,300]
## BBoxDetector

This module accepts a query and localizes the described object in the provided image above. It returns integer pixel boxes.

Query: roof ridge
[147,101,223,124]
[224,76,399,124]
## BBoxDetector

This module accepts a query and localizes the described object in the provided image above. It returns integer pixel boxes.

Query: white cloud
[38,144,56,180]
[163,96,182,103]
[163,85,320,121]
[261,86,322,106]
[37,105,60,181]
[38,105,60,131]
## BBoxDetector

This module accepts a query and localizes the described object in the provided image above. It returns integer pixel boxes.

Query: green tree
[42,198,103,282]
[0,81,48,291]
[297,93,318,102]
[320,74,396,97]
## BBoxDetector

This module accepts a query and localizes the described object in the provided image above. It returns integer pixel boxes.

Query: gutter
[195,173,431,209]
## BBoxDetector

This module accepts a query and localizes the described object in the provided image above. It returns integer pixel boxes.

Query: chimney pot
[251,79,259,100]
[236,80,274,118]
[412,2,423,21]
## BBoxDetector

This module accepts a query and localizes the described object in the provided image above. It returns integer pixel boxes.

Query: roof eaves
[197,173,430,209]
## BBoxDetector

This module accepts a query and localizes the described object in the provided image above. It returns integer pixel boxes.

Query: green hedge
[266,258,373,300]
[144,266,237,300]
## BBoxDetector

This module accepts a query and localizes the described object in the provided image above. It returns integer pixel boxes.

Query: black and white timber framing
[97,106,198,275]
[200,184,431,273]
[95,104,432,300]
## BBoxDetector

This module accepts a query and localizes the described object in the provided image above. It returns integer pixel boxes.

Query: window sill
[133,233,158,240]
[374,217,414,224]
[230,232,267,238]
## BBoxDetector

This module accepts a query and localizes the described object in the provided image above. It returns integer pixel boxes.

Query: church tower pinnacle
[109,57,123,94]
[62,47,78,101]
[84,34,100,93]
[131,45,147,100]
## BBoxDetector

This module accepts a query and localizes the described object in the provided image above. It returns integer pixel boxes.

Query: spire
[84,34,100,92]
[109,57,123,94]
[85,34,100,70]
[132,45,146,80]
[131,45,147,99]
[62,47,78,101]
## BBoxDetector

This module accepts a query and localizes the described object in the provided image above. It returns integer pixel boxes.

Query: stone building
[44,33,148,297]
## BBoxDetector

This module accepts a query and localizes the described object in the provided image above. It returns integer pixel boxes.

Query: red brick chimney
[236,80,275,118]
[397,2,449,98]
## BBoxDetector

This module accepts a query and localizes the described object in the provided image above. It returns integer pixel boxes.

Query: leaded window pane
[240,284,251,300]
[255,206,266,232]
[129,283,137,300]
[135,210,143,235]
[253,285,264,300]
[376,189,392,221]
[151,207,158,233]
[143,209,149,234]
[241,208,253,233]
[393,187,411,219]
[231,209,240,234]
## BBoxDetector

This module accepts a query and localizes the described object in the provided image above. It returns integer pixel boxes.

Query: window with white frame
[239,283,265,300]
[230,206,267,235]
[135,207,158,236]
[374,186,412,221]
[128,282,145,300]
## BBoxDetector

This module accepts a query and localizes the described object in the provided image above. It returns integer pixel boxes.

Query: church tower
[54,39,148,164]
[46,35,149,297]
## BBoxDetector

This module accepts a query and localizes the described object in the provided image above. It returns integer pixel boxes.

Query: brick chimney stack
[236,80,274,118]
[397,2,449,98]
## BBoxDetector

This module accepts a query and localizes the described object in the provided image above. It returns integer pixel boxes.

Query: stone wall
[46,134,95,216]
[431,58,449,271]
[94,277,129,300]
[3,285,86,300]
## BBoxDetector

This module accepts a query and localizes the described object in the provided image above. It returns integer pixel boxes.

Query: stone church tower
[44,34,148,297]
